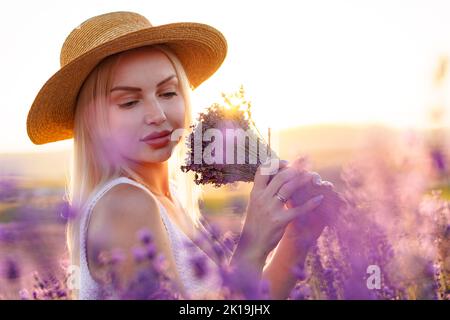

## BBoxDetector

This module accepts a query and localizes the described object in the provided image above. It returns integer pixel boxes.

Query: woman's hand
[233,159,325,269]
[258,158,346,299]
[280,157,347,252]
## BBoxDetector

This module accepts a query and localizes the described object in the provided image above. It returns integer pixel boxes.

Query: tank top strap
[81,177,173,238]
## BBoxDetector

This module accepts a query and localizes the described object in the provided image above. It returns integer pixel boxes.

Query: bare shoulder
[86,183,169,282]
[96,183,159,218]
[89,183,164,240]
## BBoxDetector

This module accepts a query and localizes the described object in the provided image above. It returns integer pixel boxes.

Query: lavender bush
[0,110,449,300]
[289,130,450,300]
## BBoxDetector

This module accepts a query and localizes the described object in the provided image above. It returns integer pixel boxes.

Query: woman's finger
[281,194,324,225]
[321,180,334,188]
[253,159,275,191]
[292,156,308,169]
[267,159,291,185]
[311,172,322,186]
[264,166,302,198]
[273,171,313,206]
[280,159,289,168]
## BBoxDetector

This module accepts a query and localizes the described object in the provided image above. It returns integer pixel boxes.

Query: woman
[26,11,329,300]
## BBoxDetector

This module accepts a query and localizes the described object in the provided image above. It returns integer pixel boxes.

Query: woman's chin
[141,144,174,160]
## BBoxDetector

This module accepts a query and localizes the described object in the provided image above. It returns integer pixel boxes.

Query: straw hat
[26,11,227,145]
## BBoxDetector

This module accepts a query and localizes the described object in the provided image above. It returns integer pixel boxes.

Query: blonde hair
[64,44,203,297]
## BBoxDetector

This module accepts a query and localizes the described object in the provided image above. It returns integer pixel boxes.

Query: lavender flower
[137,228,153,245]
[2,258,20,281]
[190,255,208,279]
[57,200,78,220]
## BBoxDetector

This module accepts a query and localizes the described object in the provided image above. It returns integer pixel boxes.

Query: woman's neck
[128,160,172,199]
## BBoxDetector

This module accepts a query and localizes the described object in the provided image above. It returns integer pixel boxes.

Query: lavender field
[0,126,448,300]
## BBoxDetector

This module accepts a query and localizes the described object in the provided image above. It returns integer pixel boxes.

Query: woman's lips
[142,131,171,147]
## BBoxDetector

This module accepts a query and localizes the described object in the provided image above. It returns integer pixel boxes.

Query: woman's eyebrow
[110,74,178,92]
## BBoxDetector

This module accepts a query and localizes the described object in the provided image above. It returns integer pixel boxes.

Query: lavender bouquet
[180,85,275,187]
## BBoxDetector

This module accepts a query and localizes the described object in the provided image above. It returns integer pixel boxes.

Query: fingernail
[323,181,334,187]
[280,160,289,166]
[313,175,322,186]
[313,194,324,204]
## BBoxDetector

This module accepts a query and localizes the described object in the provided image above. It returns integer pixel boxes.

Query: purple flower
[2,258,20,281]
[424,261,437,277]
[430,148,447,173]
[290,284,312,300]
[190,255,208,279]
[19,289,29,300]
[146,243,157,260]
[291,263,307,281]
[0,179,18,201]
[132,247,147,263]
[58,200,78,220]
[137,228,153,245]
[220,264,264,300]
[152,254,168,275]
[0,226,15,243]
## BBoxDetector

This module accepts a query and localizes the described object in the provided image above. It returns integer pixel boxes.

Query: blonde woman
[26,11,327,300]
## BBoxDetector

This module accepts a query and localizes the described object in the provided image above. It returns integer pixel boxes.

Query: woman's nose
[144,101,167,125]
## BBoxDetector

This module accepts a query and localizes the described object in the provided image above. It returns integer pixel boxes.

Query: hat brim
[27,22,227,145]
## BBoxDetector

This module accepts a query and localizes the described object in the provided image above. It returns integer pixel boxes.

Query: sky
[2,0,450,153]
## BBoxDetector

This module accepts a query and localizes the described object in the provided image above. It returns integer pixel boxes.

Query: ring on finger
[275,192,288,204]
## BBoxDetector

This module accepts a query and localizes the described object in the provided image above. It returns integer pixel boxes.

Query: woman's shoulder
[86,177,156,212]
[84,179,178,289]
[85,178,168,256]
[89,179,163,233]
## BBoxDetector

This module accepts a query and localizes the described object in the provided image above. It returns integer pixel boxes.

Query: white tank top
[78,176,223,299]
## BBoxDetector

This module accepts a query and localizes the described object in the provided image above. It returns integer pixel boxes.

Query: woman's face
[107,47,185,165]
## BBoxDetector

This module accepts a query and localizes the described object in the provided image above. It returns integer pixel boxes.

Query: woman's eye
[160,92,178,98]
[117,92,177,108]
[119,100,138,108]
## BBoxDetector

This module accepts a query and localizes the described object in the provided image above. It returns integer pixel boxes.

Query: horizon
[2,1,450,154]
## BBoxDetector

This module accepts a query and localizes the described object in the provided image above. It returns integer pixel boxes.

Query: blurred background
[1,0,450,298]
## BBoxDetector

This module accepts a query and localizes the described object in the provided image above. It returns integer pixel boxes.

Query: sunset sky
[2,0,450,153]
